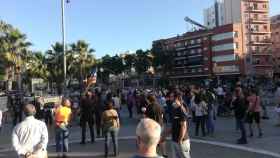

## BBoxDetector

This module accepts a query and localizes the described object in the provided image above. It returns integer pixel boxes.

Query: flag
[85,67,97,86]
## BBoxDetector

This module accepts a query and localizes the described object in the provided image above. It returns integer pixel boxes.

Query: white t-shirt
[113,97,121,109]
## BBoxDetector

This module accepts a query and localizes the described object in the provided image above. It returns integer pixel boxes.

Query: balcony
[247,31,271,34]
[250,40,272,45]
[248,18,269,24]
[251,52,272,56]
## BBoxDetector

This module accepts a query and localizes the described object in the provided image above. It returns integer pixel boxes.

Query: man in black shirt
[80,91,95,144]
[231,87,248,144]
[170,92,190,158]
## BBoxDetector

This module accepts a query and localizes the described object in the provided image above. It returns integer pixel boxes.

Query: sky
[0,0,279,58]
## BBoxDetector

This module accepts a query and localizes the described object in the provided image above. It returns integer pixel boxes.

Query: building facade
[204,0,272,77]
[152,24,245,80]
[271,15,280,74]
[204,0,225,29]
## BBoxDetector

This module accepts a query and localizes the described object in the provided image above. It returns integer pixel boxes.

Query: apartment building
[271,15,280,74]
[152,24,244,80]
[204,0,272,77]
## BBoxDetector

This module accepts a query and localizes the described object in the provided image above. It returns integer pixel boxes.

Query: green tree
[68,40,96,88]
[135,49,153,75]
[0,21,32,90]
[45,42,64,94]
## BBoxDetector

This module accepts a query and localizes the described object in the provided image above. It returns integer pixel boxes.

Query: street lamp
[61,0,70,93]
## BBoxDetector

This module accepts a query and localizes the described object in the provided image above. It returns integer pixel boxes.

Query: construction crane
[184,16,208,31]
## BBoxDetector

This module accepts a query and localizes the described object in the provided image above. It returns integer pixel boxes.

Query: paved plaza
[0,107,280,158]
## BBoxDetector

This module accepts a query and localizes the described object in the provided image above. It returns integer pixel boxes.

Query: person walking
[102,100,120,158]
[80,91,95,144]
[12,104,48,158]
[54,98,72,157]
[231,88,248,144]
[246,89,263,138]
[132,118,163,158]
[170,92,191,158]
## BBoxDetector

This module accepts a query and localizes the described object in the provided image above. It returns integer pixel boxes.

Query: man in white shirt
[12,104,48,158]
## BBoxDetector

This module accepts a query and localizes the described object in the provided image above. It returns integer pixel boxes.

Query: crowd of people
[2,81,280,158]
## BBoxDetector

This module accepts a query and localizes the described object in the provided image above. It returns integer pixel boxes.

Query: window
[177,52,181,56]
[264,25,268,31]
[204,47,208,51]
[234,31,238,38]
[197,38,202,43]
[190,49,195,54]
[212,54,236,62]
[185,41,188,46]
[253,3,258,10]
[212,43,235,52]
[212,32,235,41]
[234,42,239,49]
[191,40,195,44]
[263,4,267,9]
[198,48,202,53]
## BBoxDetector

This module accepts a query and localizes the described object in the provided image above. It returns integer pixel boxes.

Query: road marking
[2,136,280,158]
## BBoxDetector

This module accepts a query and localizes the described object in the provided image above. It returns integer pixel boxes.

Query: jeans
[13,112,22,126]
[195,116,206,136]
[95,111,102,137]
[104,127,119,157]
[127,104,133,118]
[206,109,215,135]
[55,126,69,153]
[236,118,247,142]
[81,116,95,142]
[171,139,191,158]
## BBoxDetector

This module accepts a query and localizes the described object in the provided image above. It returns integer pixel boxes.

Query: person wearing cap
[12,104,48,158]
[54,98,72,157]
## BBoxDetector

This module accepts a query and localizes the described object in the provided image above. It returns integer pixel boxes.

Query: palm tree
[0,21,32,90]
[45,42,64,94]
[68,40,95,90]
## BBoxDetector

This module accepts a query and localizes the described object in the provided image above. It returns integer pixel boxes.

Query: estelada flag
[85,67,97,86]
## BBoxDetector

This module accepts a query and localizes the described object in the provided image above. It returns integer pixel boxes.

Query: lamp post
[61,0,70,93]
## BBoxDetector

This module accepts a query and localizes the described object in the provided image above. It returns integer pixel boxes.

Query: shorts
[247,112,260,124]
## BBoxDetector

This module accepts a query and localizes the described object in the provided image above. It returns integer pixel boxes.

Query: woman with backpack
[101,100,120,158]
